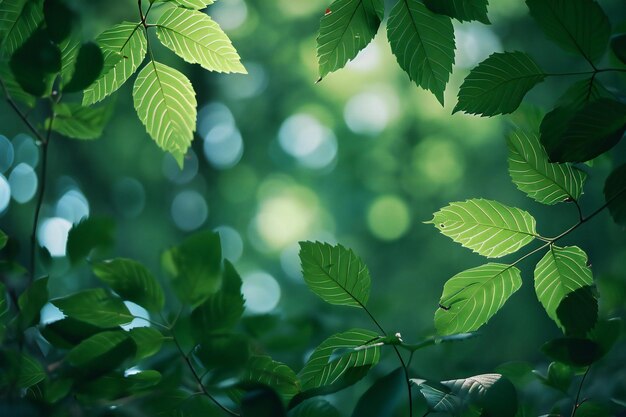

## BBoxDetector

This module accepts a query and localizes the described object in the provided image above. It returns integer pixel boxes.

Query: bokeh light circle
[171,190,208,231]
[0,135,14,173]
[37,217,72,257]
[0,174,10,213]
[367,195,411,241]
[215,225,244,262]
[242,272,281,313]
[9,163,38,203]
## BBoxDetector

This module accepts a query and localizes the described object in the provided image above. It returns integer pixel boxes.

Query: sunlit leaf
[299,329,380,394]
[507,130,586,204]
[156,0,215,9]
[58,31,80,86]
[133,60,197,163]
[387,0,455,105]
[240,356,300,404]
[534,245,594,331]
[413,373,517,417]
[67,330,136,372]
[526,0,610,64]
[429,199,537,258]
[435,263,522,335]
[299,241,371,308]
[611,33,626,64]
[604,163,626,226]
[51,288,133,327]
[47,101,115,140]
[93,258,165,312]
[0,0,43,56]
[156,7,246,74]
[63,42,104,93]
[316,0,383,79]
[18,277,48,329]
[351,368,404,417]
[66,217,115,264]
[454,51,545,116]
[83,22,146,105]
[423,0,489,24]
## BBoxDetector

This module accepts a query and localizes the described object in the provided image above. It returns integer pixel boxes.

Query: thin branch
[570,366,590,417]
[0,77,45,144]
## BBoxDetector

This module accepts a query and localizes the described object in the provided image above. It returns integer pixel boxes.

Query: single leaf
[575,402,611,417]
[128,327,164,360]
[429,199,538,258]
[540,99,626,163]
[241,387,286,417]
[0,351,46,389]
[588,318,621,357]
[67,330,136,373]
[58,31,80,86]
[289,399,341,417]
[555,77,613,109]
[299,241,371,308]
[423,0,490,24]
[133,60,197,161]
[240,356,301,404]
[495,362,534,388]
[351,368,404,417]
[545,361,573,393]
[0,0,43,56]
[534,245,594,331]
[507,129,586,204]
[156,7,246,74]
[556,286,598,337]
[387,0,455,105]
[316,0,383,79]
[83,22,146,105]
[66,217,115,264]
[604,163,626,226]
[43,0,76,43]
[18,277,48,329]
[51,288,133,327]
[158,0,215,9]
[41,317,108,349]
[63,42,104,93]
[454,51,545,116]
[9,27,61,96]
[0,58,35,106]
[611,33,626,64]
[299,329,380,393]
[195,333,249,372]
[541,337,601,366]
[526,0,610,64]
[93,258,165,312]
[47,101,115,140]
[435,263,522,335]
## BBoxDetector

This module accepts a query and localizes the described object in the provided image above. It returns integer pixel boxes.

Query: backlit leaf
[423,0,490,24]
[83,22,146,105]
[534,245,594,331]
[299,241,371,308]
[454,51,545,116]
[132,60,197,163]
[603,163,626,226]
[157,0,215,9]
[63,42,104,93]
[316,0,383,79]
[507,130,586,204]
[240,356,300,404]
[156,7,245,74]
[435,263,522,335]
[47,101,115,140]
[526,0,610,64]
[93,258,165,312]
[387,0,455,105]
[51,288,133,327]
[0,0,43,57]
[299,329,380,394]
[430,199,538,258]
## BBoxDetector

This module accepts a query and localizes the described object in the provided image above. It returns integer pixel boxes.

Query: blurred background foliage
[1,0,626,414]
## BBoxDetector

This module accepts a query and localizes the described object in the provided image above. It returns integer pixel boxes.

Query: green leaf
[611,33,626,64]
[240,356,301,404]
[0,59,35,106]
[18,277,48,329]
[47,101,115,140]
[575,402,612,417]
[133,60,197,162]
[58,31,80,86]
[43,0,76,43]
[51,288,133,327]
[41,317,108,349]
[555,77,613,109]
[534,245,594,331]
[541,337,601,366]
[128,327,164,360]
[454,51,545,116]
[429,199,538,258]
[604,163,626,226]
[556,286,597,337]
[316,0,383,79]
[507,130,587,204]
[158,0,215,9]
[413,373,517,417]
[299,241,371,308]
[588,318,621,357]
[0,0,43,57]
[495,362,534,388]
[63,42,104,93]
[156,7,246,74]
[9,27,61,96]
[351,368,404,417]
[0,351,46,389]
[387,0,455,105]
[289,399,340,417]
[544,361,573,393]
[195,333,249,372]
[299,329,380,394]
[93,258,165,312]
[66,217,115,264]
[423,0,490,24]
[540,99,626,163]
[526,0,610,64]
[162,230,222,307]
[67,330,136,373]
[0,230,7,249]
[83,22,146,105]
[435,263,522,335]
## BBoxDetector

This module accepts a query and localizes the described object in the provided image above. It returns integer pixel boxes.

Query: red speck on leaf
[325,8,332,16]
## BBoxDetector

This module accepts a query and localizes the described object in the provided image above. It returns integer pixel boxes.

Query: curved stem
[570,366,590,417]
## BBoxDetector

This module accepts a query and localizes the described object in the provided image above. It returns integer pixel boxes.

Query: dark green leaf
[66,217,115,264]
[540,99,626,163]
[611,33,626,64]
[240,356,301,404]
[77,370,162,400]
[289,399,340,417]
[556,286,598,337]
[423,0,489,24]
[0,350,46,389]
[0,0,44,56]
[604,163,626,226]
[351,368,404,417]
[47,100,115,140]
[67,330,136,373]
[58,31,80,86]
[241,386,286,417]
[545,361,573,393]
[18,277,48,329]
[0,59,36,106]
[541,337,601,366]
[454,51,545,116]
[495,362,534,388]
[128,327,164,360]
[93,258,165,312]
[195,333,249,372]
[575,401,612,417]
[588,318,621,356]
[44,378,73,403]
[555,77,613,108]
[316,0,383,79]
[41,317,110,348]
[51,288,133,327]
[387,0,455,105]
[9,27,61,96]
[162,230,222,307]
[526,0,610,63]
[62,42,103,92]
[43,0,76,43]
[0,230,7,249]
